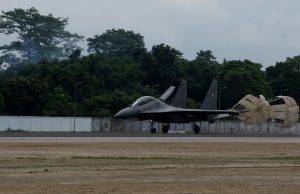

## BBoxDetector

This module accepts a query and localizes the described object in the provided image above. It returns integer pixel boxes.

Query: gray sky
[1,0,300,67]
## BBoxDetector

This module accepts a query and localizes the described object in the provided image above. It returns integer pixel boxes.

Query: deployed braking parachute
[232,94,299,128]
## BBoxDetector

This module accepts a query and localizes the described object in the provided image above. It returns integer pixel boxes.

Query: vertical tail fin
[200,79,218,110]
[159,86,176,101]
[168,79,187,108]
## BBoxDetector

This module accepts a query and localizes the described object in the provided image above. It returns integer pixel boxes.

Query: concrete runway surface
[1,136,300,143]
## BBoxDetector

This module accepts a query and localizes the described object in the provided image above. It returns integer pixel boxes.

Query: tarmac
[0,132,300,143]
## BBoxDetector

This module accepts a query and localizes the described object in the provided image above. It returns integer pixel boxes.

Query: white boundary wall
[108,119,300,134]
[0,116,299,133]
[0,116,92,132]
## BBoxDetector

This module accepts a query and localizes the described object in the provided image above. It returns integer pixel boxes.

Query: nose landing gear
[150,120,157,133]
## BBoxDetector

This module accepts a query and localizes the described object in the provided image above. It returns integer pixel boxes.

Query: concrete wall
[0,116,92,132]
[109,119,300,134]
[0,116,299,134]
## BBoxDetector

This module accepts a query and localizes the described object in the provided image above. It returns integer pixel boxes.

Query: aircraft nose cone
[114,107,136,119]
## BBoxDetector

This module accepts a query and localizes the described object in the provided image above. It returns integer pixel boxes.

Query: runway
[1,134,300,193]
[1,136,300,143]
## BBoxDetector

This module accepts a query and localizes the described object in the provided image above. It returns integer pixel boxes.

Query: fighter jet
[114,79,240,134]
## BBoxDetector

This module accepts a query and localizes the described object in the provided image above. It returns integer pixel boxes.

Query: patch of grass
[72,156,177,160]
[259,156,300,160]
[3,128,28,132]
[241,156,300,160]
[16,157,47,160]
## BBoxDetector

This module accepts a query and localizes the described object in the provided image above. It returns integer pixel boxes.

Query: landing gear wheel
[150,120,156,133]
[151,128,157,133]
[162,123,170,134]
[193,124,200,134]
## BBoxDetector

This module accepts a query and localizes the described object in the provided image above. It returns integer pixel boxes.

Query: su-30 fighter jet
[114,79,240,134]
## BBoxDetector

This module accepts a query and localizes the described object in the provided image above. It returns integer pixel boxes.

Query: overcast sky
[1,0,300,67]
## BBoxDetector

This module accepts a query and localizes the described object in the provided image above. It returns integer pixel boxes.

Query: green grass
[258,156,300,160]
[72,156,177,160]
[240,156,300,161]
[16,157,47,160]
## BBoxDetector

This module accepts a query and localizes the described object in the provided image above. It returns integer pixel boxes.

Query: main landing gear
[149,122,200,134]
[150,121,170,134]
[150,128,157,133]
[193,123,200,134]
[162,123,170,134]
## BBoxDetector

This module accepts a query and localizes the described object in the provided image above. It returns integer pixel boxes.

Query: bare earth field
[0,138,300,193]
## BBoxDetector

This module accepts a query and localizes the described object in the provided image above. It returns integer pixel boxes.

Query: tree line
[0,8,299,117]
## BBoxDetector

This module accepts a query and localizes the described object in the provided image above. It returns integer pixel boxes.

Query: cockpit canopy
[131,96,156,107]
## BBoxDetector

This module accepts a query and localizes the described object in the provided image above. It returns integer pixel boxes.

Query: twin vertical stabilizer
[200,79,218,110]
[161,79,218,110]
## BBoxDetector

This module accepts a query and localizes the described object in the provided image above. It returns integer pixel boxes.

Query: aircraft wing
[139,108,239,123]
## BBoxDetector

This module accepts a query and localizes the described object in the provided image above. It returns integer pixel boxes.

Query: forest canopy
[0,7,299,117]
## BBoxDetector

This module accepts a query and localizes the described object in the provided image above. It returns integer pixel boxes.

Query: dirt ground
[0,141,300,194]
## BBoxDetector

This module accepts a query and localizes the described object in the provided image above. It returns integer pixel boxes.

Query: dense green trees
[42,87,73,116]
[82,90,141,117]
[0,76,47,115]
[0,7,83,64]
[87,29,145,58]
[137,44,183,90]
[0,7,299,116]
[220,60,273,108]
[183,50,220,103]
[0,50,287,116]
[266,56,300,103]
[0,53,147,116]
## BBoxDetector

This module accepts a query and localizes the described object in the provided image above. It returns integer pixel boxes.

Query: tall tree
[0,7,83,64]
[139,43,183,90]
[220,60,272,108]
[266,55,300,103]
[184,50,220,102]
[87,29,145,58]
[196,50,218,65]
